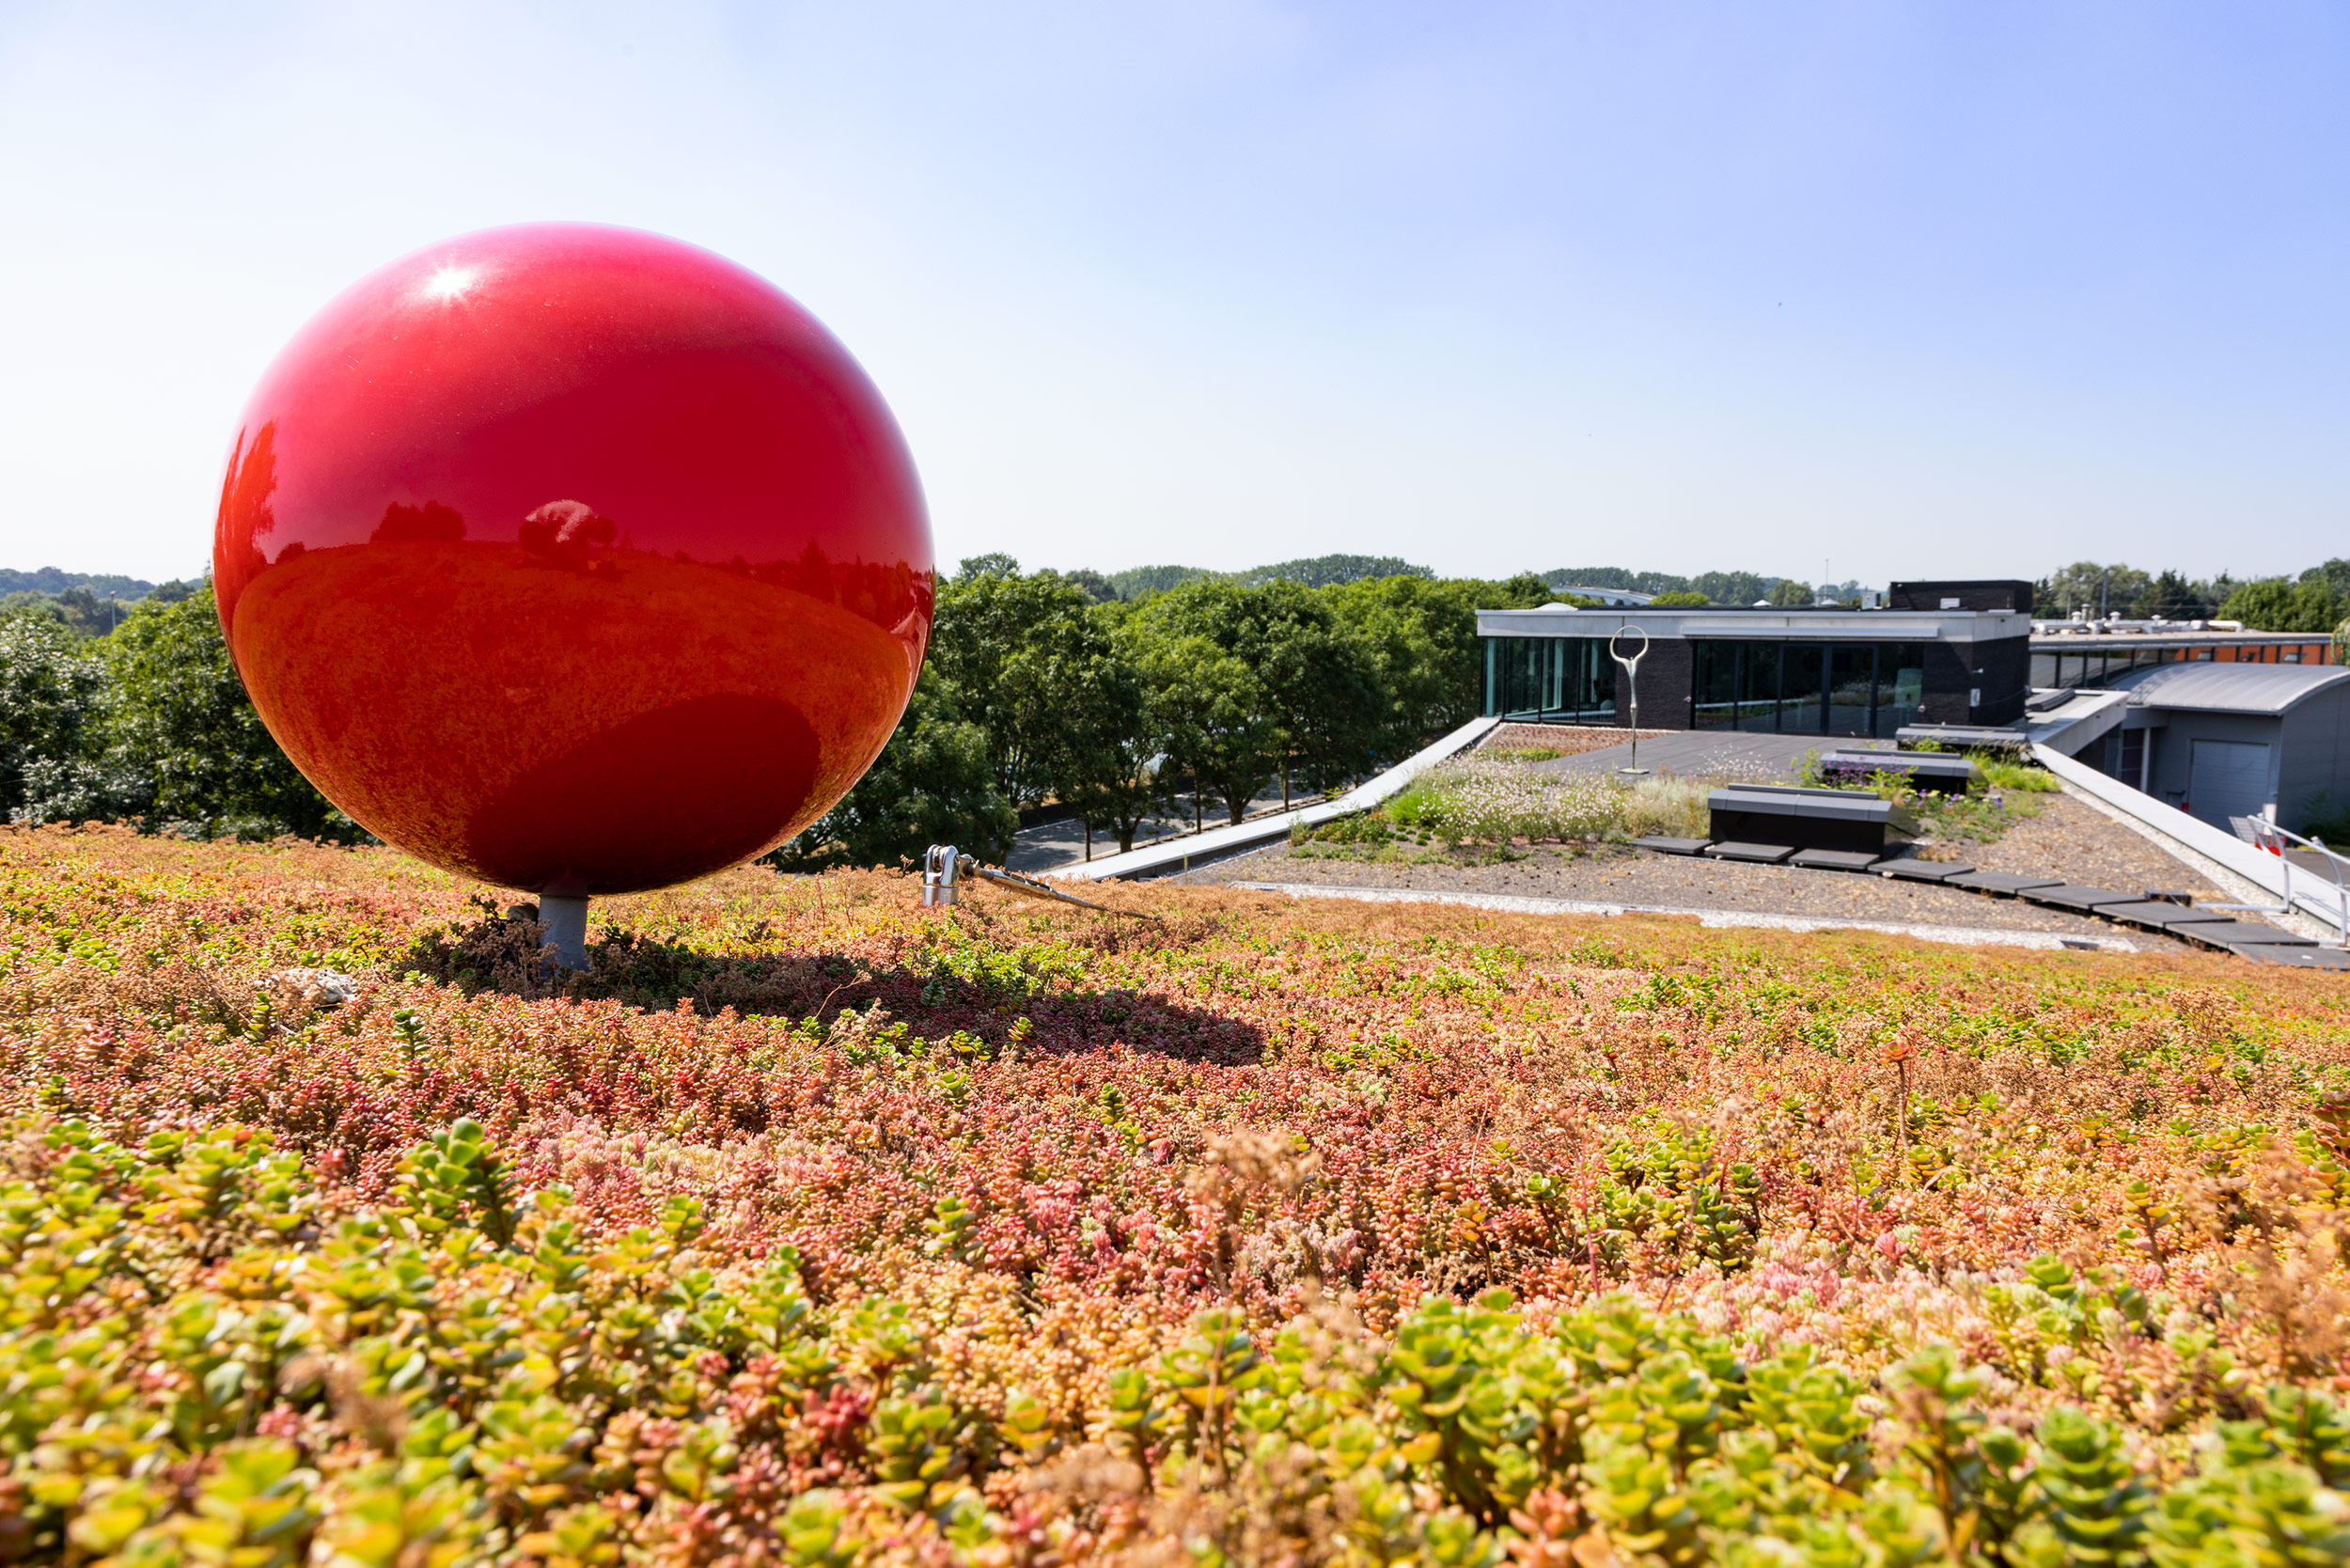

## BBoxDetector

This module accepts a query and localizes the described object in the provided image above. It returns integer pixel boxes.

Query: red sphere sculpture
[213,224,932,897]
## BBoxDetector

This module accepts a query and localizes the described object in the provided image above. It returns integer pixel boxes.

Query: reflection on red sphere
[212,224,932,895]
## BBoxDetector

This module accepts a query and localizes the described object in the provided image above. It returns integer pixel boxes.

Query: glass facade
[1691,640,1926,738]
[1483,636,1615,721]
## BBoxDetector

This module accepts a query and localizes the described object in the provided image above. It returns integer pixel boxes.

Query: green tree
[769,672,1016,869]
[0,606,109,820]
[1129,580,1386,816]
[1326,576,1480,758]
[1054,610,1167,855]
[1495,572,1556,606]
[1247,581,1386,801]
[1691,571,1773,604]
[2140,569,2214,619]
[2039,561,2154,619]
[1107,563,1215,599]
[1543,566,1706,596]
[2219,577,2342,634]
[1130,590,1280,827]
[1766,577,1816,607]
[101,585,347,838]
[1325,572,1559,761]
[2299,558,2350,601]
[1651,589,1709,607]
[1236,555,1432,588]
[926,559,1102,809]
[1061,569,1121,604]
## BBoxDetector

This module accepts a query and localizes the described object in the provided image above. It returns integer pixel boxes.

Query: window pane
[1729,641,1762,730]
[1693,642,1739,729]
[1828,646,1874,737]
[1502,638,1535,715]
[1876,643,1924,736]
[1780,645,1825,733]
[1564,638,1613,721]
[1487,637,1619,721]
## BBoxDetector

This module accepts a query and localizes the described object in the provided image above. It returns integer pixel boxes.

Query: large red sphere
[212,224,932,895]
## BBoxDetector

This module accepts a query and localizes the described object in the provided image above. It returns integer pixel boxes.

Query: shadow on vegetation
[402,906,1265,1065]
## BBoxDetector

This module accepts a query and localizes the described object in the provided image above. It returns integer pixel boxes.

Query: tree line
[1541,566,1867,605]
[0,561,1556,867]
[1136,560,1854,607]
[9,552,2345,870]
[0,585,348,841]
[2037,558,2350,634]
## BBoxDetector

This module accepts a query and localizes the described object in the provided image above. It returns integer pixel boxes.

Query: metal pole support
[540,893,590,971]
[922,845,963,907]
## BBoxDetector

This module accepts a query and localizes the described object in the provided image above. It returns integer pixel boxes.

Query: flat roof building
[2064,663,2350,835]
[1478,580,2034,738]
[2030,621,2336,692]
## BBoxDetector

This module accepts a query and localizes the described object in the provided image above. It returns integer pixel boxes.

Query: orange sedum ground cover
[0,825,2345,1565]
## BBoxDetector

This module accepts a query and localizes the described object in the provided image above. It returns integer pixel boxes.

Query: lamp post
[1610,625,1651,776]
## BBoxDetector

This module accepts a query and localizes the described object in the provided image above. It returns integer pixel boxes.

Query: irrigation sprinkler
[1609,625,1652,776]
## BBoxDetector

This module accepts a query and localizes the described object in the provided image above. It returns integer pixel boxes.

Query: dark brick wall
[1919,635,2030,724]
[1888,580,2036,614]
[1919,644,1974,724]
[1975,635,2030,723]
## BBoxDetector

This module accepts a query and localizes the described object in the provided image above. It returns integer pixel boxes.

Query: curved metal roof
[2113,661,2350,714]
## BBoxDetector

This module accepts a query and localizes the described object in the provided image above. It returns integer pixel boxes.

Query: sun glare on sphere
[419,263,482,304]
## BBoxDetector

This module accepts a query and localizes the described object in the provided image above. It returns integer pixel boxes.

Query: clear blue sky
[3,2,2343,588]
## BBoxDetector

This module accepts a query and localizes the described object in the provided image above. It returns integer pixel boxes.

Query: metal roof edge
[2118,662,2350,715]
[1044,713,1501,883]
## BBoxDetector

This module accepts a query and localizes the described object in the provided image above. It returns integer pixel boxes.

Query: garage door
[2188,739,2272,831]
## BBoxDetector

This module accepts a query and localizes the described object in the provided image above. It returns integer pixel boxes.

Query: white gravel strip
[1228,882,2142,954]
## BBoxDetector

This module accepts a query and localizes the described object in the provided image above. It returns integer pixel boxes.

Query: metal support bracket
[922,845,1158,919]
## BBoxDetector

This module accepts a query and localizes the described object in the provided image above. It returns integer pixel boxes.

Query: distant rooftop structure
[2034,615,2238,635]
[2044,659,2350,833]
[2029,619,2338,693]
[1554,585,1653,605]
[1890,579,2035,614]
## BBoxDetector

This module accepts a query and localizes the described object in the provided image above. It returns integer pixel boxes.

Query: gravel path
[1485,723,1672,756]
[1171,787,2218,954]
[1965,792,2223,899]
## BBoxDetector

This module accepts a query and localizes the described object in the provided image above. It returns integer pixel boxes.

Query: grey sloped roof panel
[2111,662,2350,714]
